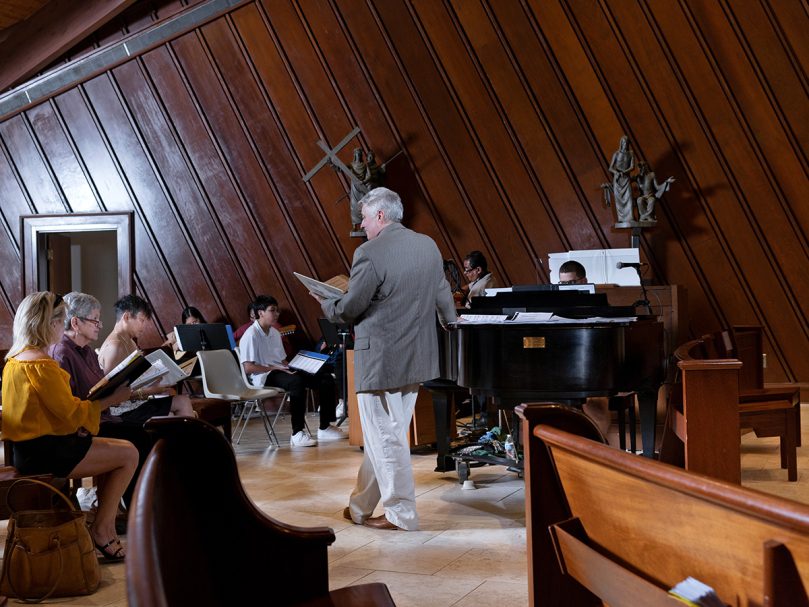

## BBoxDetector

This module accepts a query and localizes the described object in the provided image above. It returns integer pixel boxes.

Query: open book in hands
[87,351,151,400]
[87,349,194,400]
[293,272,347,300]
[130,350,193,390]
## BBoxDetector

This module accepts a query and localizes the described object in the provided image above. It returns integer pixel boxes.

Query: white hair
[62,292,101,329]
[360,187,404,223]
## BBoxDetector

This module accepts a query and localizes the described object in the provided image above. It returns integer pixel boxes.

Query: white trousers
[347,385,419,531]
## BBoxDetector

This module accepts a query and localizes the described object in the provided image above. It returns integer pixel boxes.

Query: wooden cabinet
[345,350,450,448]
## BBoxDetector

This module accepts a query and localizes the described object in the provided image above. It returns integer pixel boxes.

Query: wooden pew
[670,336,799,482]
[713,326,802,446]
[127,416,395,607]
[518,404,809,607]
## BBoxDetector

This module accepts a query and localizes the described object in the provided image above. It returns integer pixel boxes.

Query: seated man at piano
[239,295,344,447]
[462,250,497,308]
[458,266,663,456]
[557,260,587,285]
[555,260,617,436]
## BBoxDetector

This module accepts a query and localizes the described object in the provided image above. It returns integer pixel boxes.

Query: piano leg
[429,389,456,472]
[638,389,657,458]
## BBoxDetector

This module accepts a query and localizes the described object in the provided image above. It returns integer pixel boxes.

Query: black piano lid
[466,289,636,318]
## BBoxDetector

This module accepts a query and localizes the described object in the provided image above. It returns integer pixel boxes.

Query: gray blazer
[321,222,456,392]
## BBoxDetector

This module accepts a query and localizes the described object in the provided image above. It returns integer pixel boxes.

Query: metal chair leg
[256,399,279,447]
[235,401,253,444]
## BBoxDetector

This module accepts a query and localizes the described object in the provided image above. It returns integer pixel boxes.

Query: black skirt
[12,433,93,477]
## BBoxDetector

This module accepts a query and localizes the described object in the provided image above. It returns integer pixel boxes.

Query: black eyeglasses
[78,317,103,328]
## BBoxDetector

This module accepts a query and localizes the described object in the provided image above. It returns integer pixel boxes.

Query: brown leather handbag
[0,479,100,602]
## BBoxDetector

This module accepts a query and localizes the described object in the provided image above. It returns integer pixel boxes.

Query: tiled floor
[2,404,807,606]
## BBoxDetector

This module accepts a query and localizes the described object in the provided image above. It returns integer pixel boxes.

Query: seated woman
[163,306,207,350]
[50,291,154,511]
[462,250,497,308]
[2,292,137,561]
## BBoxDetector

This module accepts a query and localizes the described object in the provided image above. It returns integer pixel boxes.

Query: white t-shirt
[238,321,285,386]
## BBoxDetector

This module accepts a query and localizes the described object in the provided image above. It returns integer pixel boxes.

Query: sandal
[94,538,125,562]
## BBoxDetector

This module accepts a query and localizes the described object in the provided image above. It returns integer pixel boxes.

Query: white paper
[293,272,344,299]
[509,312,554,322]
[457,314,509,324]
[130,349,191,389]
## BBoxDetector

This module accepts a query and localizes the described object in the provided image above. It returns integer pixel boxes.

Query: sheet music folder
[87,351,152,400]
[287,350,329,374]
[293,272,345,300]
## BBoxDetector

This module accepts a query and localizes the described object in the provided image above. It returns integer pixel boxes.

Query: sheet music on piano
[458,314,509,323]
[456,312,637,325]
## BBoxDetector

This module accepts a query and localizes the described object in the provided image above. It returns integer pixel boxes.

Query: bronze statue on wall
[303,127,400,238]
[601,135,674,229]
[348,148,386,236]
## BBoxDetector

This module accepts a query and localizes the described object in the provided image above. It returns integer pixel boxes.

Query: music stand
[318,319,351,426]
[175,323,236,353]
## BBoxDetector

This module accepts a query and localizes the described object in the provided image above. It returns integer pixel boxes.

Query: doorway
[21,212,134,343]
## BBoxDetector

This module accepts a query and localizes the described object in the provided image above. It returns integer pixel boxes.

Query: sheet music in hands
[87,350,152,400]
[293,272,345,300]
[130,349,193,390]
[287,350,330,374]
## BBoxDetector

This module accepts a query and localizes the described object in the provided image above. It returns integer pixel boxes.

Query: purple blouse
[50,334,118,423]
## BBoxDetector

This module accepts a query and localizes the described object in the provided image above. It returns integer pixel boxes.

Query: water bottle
[504,434,517,461]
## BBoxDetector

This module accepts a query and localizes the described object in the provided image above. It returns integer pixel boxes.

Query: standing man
[313,187,457,531]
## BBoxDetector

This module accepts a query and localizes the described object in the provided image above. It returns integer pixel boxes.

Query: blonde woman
[1,292,137,561]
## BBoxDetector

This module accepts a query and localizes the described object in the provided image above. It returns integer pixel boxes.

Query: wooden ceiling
[0,0,49,31]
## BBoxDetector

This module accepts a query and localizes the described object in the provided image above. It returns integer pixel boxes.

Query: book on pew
[87,351,152,400]
[669,577,725,607]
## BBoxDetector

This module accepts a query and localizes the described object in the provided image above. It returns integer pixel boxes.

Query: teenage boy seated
[239,295,345,447]
[98,294,195,420]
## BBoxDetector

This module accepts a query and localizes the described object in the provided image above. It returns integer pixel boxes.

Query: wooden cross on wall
[302,126,361,182]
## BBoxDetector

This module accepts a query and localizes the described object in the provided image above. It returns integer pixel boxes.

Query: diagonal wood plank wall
[0,0,806,386]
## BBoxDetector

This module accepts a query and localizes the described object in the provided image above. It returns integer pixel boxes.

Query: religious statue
[348,148,386,236]
[601,135,674,230]
[635,161,675,222]
[605,135,635,225]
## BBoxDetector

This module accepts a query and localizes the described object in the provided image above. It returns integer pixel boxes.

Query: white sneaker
[317,425,347,441]
[290,430,317,447]
[335,399,346,419]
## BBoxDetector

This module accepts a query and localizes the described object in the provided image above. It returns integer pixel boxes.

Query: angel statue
[635,162,675,222]
[349,148,386,234]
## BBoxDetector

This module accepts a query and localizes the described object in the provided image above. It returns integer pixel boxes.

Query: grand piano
[429,288,665,472]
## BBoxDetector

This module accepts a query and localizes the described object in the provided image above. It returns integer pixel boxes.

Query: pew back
[533,421,809,606]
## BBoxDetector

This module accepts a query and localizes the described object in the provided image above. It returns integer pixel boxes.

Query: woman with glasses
[462,250,497,308]
[2,291,137,561]
[51,291,154,515]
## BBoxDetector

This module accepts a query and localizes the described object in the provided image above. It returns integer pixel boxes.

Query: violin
[277,324,296,337]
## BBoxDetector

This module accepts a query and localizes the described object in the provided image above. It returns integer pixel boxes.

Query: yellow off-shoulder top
[1,357,101,441]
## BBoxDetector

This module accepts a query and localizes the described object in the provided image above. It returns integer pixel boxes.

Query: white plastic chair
[234,347,311,439]
[196,350,280,446]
